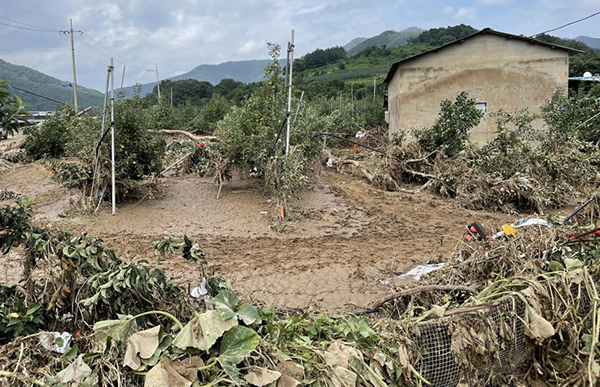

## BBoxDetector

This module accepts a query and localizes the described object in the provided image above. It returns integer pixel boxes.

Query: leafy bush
[541,85,600,143]
[0,80,26,138]
[0,286,43,344]
[0,199,31,254]
[24,115,72,159]
[215,43,322,205]
[188,95,231,134]
[414,91,484,157]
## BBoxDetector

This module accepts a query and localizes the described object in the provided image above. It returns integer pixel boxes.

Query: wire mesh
[410,297,528,387]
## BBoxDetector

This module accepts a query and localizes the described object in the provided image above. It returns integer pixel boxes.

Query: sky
[0,0,599,91]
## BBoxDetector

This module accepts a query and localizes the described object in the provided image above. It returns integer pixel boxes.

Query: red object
[199,142,205,147]
[464,234,473,241]
[570,227,600,240]
[354,144,358,153]
[470,226,477,233]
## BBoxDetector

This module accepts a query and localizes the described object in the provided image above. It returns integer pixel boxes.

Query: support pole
[292,90,305,125]
[154,63,161,102]
[110,58,116,215]
[373,77,376,101]
[171,87,173,106]
[285,29,295,156]
[69,19,79,112]
[120,65,126,94]
[90,61,111,203]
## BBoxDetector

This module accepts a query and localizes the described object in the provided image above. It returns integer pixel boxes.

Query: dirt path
[1,162,513,310]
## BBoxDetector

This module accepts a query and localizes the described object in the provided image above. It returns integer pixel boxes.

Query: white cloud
[454,7,477,20]
[238,40,261,54]
[296,4,326,15]
[442,6,454,14]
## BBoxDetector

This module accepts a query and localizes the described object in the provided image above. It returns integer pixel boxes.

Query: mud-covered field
[1,161,515,310]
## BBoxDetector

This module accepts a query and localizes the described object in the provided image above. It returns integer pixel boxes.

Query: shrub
[414,91,484,157]
[24,115,72,159]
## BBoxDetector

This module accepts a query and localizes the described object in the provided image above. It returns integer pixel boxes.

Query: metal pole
[292,90,305,125]
[283,48,290,102]
[110,58,116,215]
[171,87,173,106]
[120,65,126,94]
[373,77,376,101]
[69,19,79,112]
[154,63,161,102]
[285,29,295,156]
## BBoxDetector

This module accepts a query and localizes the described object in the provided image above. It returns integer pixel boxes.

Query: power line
[72,34,152,71]
[0,15,59,32]
[0,48,69,53]
[11,85,66,105]
[534,10,600,36]
[79,32,151,71]
[0,20,60,33]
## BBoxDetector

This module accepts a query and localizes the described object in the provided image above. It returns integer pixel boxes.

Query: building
[384,28,580,143]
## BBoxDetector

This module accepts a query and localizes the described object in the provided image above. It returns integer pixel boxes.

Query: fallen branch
[369,284,477,310]
[155,129,217,142]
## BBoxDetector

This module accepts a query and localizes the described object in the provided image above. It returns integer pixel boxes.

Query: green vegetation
[0,80,26,137]
[536,33,600,76]
[347,27,424,56]
[414,91,484,157]
[0,58,103,110]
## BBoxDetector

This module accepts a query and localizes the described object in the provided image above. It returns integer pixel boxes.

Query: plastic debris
[190,277,208,298]
[40,331,72,354]
[326,158,333,168]
[380,263,446,284]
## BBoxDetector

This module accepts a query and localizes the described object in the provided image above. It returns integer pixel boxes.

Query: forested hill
[0,58,103,111]
[121,59,285,98]
[347,27,424,56]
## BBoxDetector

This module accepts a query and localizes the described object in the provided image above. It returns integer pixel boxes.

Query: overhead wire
[533,10,600,36]
[10,85,66,105]
[0,15,60,32]
[0,20,60,33]
[79,32,151,71]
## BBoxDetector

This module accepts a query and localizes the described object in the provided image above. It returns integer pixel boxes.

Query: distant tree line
[294,46,347,72]
[144,78,258,107]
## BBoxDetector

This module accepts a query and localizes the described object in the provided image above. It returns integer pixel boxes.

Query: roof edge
[384,28,584,83]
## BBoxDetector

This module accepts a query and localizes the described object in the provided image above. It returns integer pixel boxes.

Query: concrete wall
[387,33,569,143]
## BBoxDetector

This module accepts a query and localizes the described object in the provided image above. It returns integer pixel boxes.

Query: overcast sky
[1,0,599,91]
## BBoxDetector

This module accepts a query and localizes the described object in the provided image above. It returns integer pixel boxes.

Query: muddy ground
[1,159,525,311]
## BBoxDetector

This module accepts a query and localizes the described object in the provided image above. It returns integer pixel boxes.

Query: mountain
[122,59,283,98]
[574,36,600,50]
[344,37,368,52]
[347,27,424,56]
[0,58,104,111]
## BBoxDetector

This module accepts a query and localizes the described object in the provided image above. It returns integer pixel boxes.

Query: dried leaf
[145,357,195,387]
[54,355,92,385]
[244,367,282,386]
[524,306,555,343]
[92,314,134,351]
[277,374,301,387]
[124,325,161,370]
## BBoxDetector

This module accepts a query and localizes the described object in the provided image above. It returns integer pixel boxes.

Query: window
[475,102,487,112]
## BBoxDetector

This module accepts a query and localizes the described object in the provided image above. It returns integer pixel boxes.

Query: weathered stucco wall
[387,33,569,143]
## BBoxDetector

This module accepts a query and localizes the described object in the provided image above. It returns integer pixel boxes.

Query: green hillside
[347,27,424,56]
[122,59,283,98]
[343,37,368,52]
[0,58,104,111]
[575,36,600,50]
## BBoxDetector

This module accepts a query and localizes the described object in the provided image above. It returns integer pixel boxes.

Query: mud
[1,162,515,311]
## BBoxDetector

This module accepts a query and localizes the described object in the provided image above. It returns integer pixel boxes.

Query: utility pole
[69,19,79,112]
[110,58,116,215]
[170,88,173,106]
[120,66,126,94]
[285,29,295,156]
[154,63,161,102]
[373,77,376,101]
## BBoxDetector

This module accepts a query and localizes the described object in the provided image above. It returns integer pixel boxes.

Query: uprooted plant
[335,89,600,213]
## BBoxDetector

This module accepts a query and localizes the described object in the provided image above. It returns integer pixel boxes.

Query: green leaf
[217,326,260,381]
[92,314,134,351]
[173,310,238,351]
[237,303,260,325]
[211,289,239,320]
[64,343,79,361]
